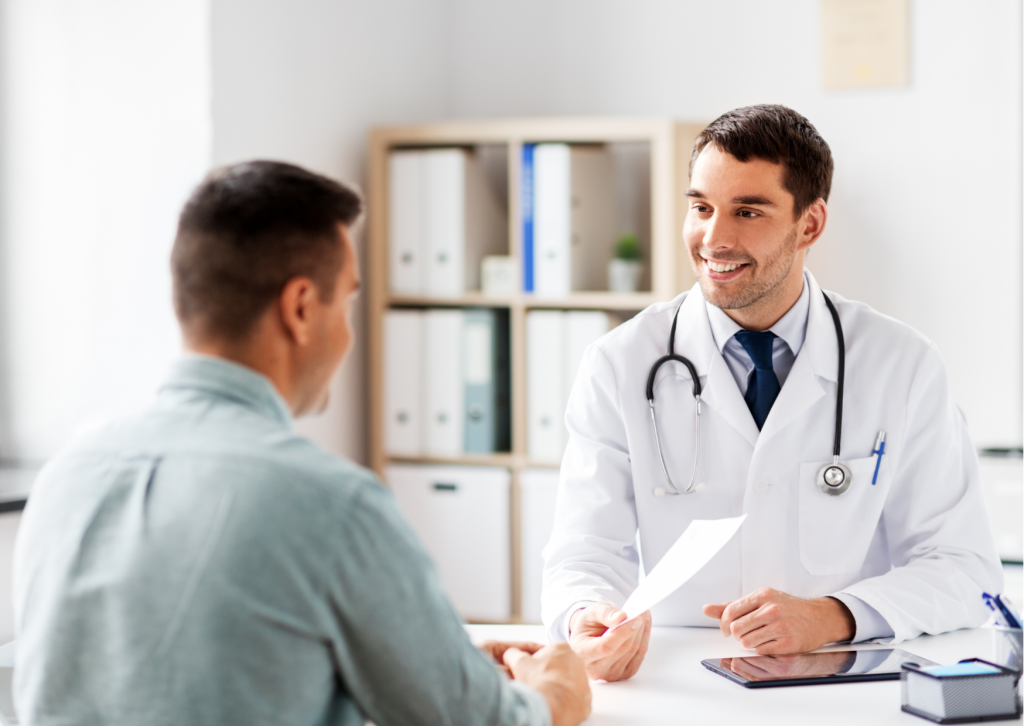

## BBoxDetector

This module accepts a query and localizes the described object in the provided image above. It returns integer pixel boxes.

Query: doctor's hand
[503,643,591,726]
[567,602,652,682]
[702,588,855,655]
[723,651,856,681]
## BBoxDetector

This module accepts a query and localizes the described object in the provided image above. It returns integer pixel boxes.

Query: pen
[983,593,1005,627]
[995,594,1022,629]
[999,595,1023,628]
[983,593,1022,629]
[871,431,886,485]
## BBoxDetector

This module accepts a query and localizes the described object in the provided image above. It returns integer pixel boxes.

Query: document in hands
[618,514,747,625]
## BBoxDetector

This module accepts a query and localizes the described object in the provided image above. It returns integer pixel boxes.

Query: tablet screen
[703,649,937,686]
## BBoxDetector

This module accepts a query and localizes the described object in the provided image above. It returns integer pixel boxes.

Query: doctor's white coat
[542,271,1002,644]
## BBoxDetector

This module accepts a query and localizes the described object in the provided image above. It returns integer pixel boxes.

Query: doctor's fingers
[726,602,785,642]
[586,634,646,682]
[587,603,629,631]
[619,615,652,680]
[719,593,774,636]
[575,621,646,677]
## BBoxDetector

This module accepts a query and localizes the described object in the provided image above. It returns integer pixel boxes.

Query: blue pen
[983,593,1021,629]
[995,594,1022,629]
[1000,595,1023,628]
[871,431,886,485]
[983,593,1005,627]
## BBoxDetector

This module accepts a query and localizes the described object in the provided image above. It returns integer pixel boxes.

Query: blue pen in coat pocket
[871,431,886,485]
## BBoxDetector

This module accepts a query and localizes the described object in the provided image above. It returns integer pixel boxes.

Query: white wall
[445,0,1023,449]
[0,0,212,460]
[210,0,454,463]
[2,0,1019,464]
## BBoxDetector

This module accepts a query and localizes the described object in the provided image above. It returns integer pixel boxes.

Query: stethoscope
[647,290,850,498]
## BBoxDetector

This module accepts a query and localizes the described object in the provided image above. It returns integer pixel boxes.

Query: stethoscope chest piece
[817,461,852,496]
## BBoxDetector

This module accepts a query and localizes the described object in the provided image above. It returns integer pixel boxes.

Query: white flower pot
[608,259,643,293]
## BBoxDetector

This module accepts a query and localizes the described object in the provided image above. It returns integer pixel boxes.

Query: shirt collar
[705,269,811,356]
[160,354,294,428]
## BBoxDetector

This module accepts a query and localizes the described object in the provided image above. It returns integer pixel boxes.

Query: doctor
[542,104,1003,682]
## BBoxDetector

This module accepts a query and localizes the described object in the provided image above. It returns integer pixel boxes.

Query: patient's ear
[278,276,319,346]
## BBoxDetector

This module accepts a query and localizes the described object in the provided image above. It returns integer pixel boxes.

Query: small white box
[481,255,516,296]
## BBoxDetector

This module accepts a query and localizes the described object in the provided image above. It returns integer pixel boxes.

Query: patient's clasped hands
[479,641,591,726]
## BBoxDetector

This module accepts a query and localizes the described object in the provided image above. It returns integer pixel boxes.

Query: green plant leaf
[614,233,642,261]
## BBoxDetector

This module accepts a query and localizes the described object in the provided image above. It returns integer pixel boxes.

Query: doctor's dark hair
[171,160,362,341]
[690,105,834,217]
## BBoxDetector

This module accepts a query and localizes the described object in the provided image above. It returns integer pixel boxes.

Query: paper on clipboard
[617,514,746,626]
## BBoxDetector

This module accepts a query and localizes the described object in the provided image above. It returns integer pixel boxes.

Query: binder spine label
[521,144,535,292]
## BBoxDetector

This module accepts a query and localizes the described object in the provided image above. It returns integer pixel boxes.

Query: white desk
[465,624,1022,725]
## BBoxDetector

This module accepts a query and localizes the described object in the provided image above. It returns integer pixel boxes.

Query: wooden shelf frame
[366,117,705,621]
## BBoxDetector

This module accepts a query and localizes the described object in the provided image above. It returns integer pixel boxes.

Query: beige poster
[822,0,909,89]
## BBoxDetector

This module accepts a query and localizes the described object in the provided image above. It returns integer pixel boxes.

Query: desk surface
[465,624,1022,725]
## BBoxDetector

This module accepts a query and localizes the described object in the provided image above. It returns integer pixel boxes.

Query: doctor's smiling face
[683,144,828,331]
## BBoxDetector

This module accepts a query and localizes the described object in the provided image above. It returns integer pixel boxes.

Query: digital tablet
[702,648,938,688]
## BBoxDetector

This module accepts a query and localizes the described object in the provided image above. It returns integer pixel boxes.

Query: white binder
[387,151,423,295]
[383,310,422,456]
[531,145,616,296]
[532,145,571,297]
[527,311,612,463]
[519,468,561,623]
[526,310,566,462]
[385,464,511,621]
[424,309,465,456]
[565,311,610,396]
[423,150,466,297]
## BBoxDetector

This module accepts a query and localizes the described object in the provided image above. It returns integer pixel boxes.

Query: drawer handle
[433,482,458,492]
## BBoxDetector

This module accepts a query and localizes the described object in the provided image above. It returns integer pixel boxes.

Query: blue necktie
[735,330,780,430]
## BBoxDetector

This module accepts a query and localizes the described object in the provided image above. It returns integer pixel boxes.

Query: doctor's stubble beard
[690,225,801,313]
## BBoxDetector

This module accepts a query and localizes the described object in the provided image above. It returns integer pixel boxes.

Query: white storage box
[519,468,561,623]
[385,464,510,622]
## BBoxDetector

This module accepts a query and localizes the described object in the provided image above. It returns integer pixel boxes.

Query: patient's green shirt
[13,357,548,726]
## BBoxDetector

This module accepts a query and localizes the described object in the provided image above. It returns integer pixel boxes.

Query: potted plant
[608,233,643,293]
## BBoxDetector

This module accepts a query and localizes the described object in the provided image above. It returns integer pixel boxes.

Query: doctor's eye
[691,204,712,213]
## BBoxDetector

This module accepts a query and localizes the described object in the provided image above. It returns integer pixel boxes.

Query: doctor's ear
[797,199,828,250]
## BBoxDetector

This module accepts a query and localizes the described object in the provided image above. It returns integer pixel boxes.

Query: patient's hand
[703,588,855,655]
[478,640,543,677]
[504,643,591,726]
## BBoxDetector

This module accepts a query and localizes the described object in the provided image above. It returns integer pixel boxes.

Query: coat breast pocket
[798,455,890,576]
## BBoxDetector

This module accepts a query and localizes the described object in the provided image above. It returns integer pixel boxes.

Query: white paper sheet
[618,514,747,625]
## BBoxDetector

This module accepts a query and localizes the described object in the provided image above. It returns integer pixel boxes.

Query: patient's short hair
[690,104,833,217]
[172,161,362,341]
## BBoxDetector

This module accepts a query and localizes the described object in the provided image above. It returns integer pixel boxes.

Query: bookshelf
[366,117,705,621]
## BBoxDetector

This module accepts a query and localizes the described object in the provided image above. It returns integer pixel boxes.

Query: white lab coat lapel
[672,285,760,448]
[757,272,839,446]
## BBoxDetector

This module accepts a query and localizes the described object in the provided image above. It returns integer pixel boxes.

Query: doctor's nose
[698,215,738,253]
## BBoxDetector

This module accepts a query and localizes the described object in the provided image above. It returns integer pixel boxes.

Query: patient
[12,161,590,726]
